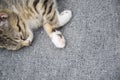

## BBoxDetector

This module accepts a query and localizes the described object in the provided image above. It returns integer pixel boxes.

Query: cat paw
[22,40,31,47]
[59,10,72,26]
[50,31,65,48]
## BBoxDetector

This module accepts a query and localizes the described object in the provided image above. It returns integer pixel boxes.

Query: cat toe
[50,31,65,48]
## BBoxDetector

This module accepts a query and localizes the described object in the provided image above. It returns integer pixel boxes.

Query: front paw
[22,40,31,47]
[50,30,65,48]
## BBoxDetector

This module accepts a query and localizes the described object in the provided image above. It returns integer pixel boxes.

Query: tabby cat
[0,0,72,50]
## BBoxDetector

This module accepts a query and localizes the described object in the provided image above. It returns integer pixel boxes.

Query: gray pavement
[0,0,120,80]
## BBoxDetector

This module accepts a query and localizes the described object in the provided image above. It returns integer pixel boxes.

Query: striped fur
[0,0,72,50]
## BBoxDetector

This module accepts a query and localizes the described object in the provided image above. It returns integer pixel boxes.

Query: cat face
[0,10,25,50]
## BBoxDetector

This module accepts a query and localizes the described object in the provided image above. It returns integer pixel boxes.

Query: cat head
[0,10,25,50]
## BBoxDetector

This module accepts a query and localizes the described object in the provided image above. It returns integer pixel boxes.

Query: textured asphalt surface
[0,0,120,80]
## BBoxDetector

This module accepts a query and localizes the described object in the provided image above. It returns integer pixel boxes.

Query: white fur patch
[26,17,42,29]
[12,5,19,14]
[58,10,72,26]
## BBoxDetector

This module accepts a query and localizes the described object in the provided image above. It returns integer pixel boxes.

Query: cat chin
[50,30,65,48]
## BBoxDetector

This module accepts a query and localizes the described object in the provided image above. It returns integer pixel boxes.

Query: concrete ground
[0,0,120,80]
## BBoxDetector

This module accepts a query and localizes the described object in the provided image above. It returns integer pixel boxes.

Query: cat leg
[43,23,65,48]
[56,10,72,28]
[41,1,71,48]
[48,9,72,48]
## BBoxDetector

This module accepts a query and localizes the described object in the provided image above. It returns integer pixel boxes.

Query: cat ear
[0,13,9,27]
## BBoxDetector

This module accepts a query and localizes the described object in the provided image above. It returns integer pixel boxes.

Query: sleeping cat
[0,0,72,50]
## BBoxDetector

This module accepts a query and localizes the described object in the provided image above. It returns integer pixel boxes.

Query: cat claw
[50,30,65,48]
